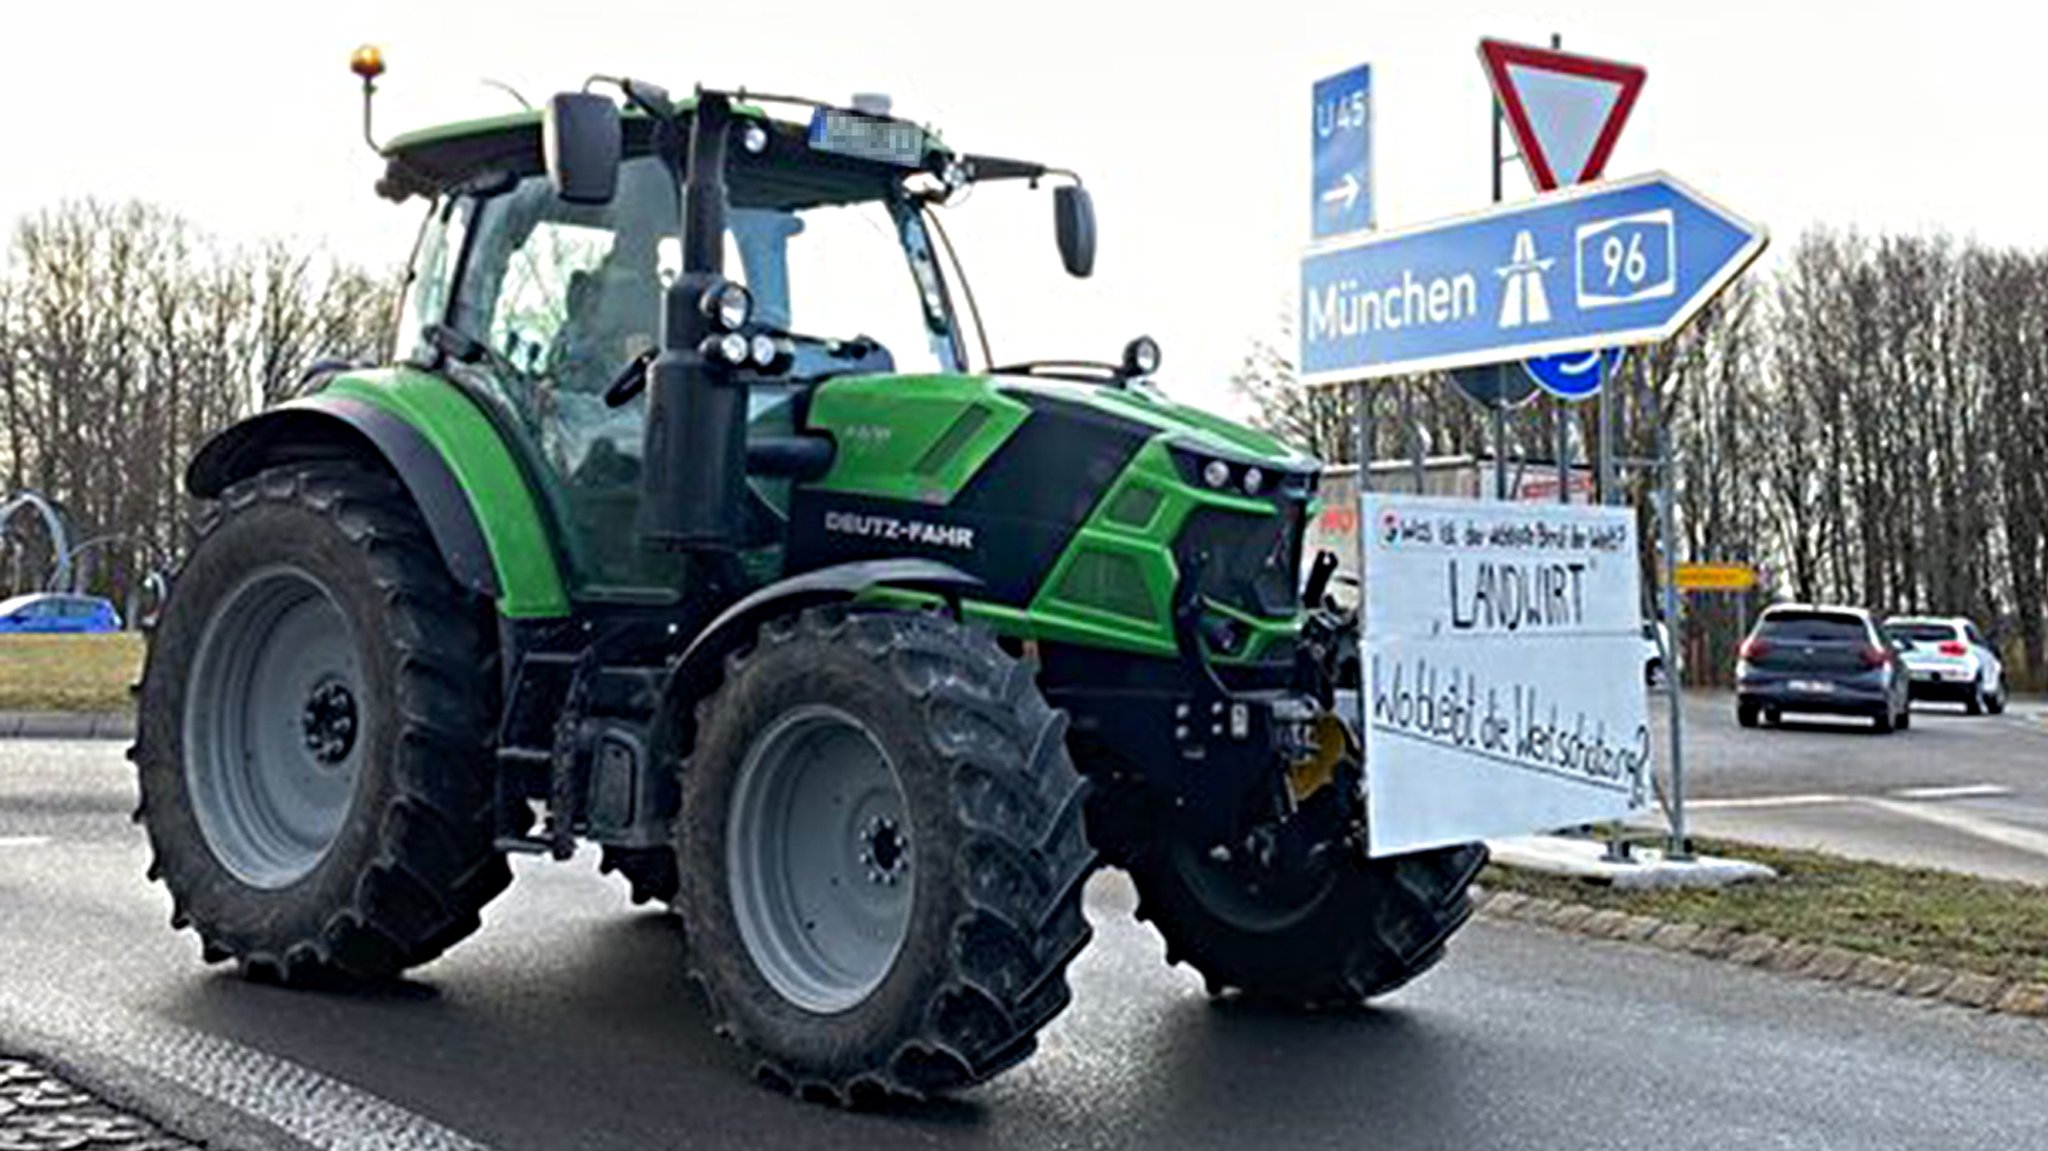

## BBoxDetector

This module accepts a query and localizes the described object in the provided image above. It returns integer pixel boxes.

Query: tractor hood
[990,375,1322,477]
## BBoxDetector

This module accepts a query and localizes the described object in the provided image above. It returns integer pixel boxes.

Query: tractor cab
[382,96,969,594]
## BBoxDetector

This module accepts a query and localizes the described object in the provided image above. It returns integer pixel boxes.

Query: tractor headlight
[701,280,753,331]
[1202,459,1231,489]
[1242,467,1265,496]
[741,122,769,155]
[750,333,779,368]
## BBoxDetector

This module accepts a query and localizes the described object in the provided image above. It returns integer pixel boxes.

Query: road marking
[0,835,48,849]
[1887,784,2014,801]
[1689,794,1850,811]
[1865,798,2048,862]
[0,985,492,1151]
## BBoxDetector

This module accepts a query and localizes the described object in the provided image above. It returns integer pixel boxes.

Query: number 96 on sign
[1576,209,1674,310]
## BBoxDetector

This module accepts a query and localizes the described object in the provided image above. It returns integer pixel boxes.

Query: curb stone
[1471,886,2048,1025]
[0,712,134,741]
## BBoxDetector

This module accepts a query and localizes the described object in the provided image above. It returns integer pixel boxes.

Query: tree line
[0,199,397,616]
[1235,228,2048,689]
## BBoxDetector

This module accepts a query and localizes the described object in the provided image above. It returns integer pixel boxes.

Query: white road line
[1689,794,1851,811]
[0,985,492,1151]
[1887,784,2015,801]
[0,835,49,849]
[1865,798,2048,862]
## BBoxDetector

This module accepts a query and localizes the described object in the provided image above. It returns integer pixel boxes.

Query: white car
[1642,619,1670,686]
[1883,615,2006,715]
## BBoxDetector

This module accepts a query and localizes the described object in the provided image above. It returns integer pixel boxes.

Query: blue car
[0,593,124,634]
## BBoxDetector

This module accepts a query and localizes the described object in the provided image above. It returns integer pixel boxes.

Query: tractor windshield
[420,151,964,592]
[452,153,960,396]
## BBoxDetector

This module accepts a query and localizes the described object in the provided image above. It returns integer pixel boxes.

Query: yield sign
[1480,38,1646,192]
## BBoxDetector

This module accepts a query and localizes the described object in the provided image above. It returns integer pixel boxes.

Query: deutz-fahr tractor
[131,50,1485,1102]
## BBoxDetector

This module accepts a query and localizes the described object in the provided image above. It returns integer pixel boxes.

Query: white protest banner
[1360,493,1653,857]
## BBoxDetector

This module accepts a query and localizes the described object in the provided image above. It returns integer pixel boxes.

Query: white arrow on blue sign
[1299,171,1765,386]
[1311,65,1374,240]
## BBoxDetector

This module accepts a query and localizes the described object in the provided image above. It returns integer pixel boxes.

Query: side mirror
[1054,185,1096,278]
[543,92,622,205]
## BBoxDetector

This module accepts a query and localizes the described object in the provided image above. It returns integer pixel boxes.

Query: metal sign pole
[1652,383,1692,860]
[1490,95,1508,503]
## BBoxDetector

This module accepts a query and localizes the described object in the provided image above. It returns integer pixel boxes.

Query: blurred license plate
[1789,680,1836,693]
[808,108,927,167]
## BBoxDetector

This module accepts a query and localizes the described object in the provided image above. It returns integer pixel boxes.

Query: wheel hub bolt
[301,681,359,766]
[859,815,908,885]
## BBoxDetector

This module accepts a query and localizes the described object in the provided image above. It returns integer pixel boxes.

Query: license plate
[807,108,928,167]
[1789,680,1836,693]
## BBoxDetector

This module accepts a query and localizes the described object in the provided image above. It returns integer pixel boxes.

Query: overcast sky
[1,1,2032,414]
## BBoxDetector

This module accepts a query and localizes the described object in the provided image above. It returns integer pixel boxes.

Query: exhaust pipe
[639,91,746,554]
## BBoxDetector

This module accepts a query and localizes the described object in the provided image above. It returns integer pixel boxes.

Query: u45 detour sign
[1359,492,1653,857]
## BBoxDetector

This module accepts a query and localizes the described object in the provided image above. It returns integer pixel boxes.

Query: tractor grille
[1176,498,1306,619]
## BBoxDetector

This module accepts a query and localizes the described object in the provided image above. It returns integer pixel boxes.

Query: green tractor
[131,53,1484,1102]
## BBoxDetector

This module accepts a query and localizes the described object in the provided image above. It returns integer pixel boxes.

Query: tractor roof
[376,95,953,204]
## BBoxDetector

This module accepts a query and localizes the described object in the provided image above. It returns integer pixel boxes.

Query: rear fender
[186,393,559,614]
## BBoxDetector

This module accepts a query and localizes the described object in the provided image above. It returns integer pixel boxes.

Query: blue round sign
[1523,348,1622,400]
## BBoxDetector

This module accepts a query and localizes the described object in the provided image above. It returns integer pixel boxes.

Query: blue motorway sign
[1523,347,1623,400]
[1311,65,1373,240]
[1299,172,1765,386]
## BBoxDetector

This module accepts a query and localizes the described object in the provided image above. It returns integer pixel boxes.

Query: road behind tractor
[130,52,1486,1103]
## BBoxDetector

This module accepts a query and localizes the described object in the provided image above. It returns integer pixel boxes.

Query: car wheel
[1987,684,2007,716]
[1873,704,1896,734]
[1736,701,1759,729]
[1763,707,1782,727]
[1896,698,1912,731]
[1966,678,1985,716]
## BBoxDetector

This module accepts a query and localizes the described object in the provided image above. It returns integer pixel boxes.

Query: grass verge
[0,634,145,713]
[1483,838,2048,986]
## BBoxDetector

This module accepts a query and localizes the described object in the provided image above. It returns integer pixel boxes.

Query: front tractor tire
[1127,833,1487,1007]
[678,608,1095,1103]
[133,464,509,984]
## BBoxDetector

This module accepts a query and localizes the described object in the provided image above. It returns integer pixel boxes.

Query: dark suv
[1734,604,1912,733]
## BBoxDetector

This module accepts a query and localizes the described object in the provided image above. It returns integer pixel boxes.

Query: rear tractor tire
[1126,828,1487,1007]
[677,607,1096,1103]
[131,464,509,984]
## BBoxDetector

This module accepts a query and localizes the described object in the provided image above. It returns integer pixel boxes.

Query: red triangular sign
[1479,38,1646,191]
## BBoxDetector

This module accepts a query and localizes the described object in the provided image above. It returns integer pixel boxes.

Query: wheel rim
[727,705,913,1014]
[1168,836,1338,936]
[184,566,365,890]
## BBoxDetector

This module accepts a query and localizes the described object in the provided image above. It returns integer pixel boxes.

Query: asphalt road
[1652,690,2048,883]
[3,739,2046,1150]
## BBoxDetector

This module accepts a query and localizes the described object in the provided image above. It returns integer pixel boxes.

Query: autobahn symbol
[1299,171,1765,386]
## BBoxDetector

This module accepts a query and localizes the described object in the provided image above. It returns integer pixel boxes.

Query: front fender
[653,559,983,754]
